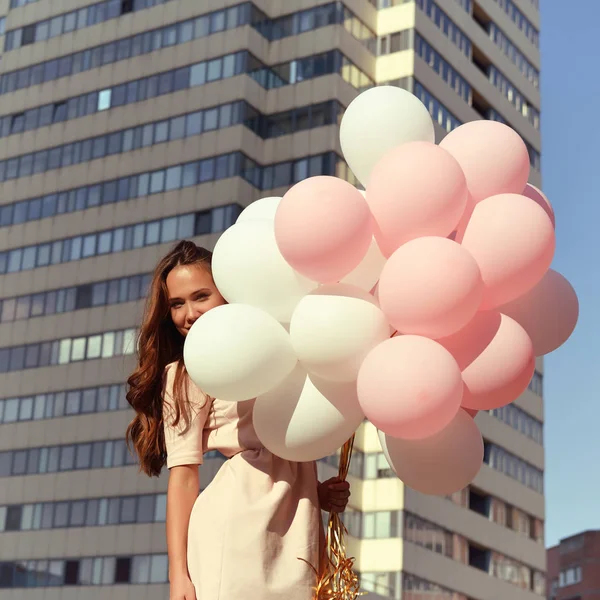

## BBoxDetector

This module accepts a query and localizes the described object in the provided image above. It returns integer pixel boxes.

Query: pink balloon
[378,237,483,338]
[275,176,372,283]
[440,120,530,203]
[357,336,463,440]
[437,312,535,410]
[366,141,468,257]
[461,193,555,309]
[378,409,484,495]
[522,183,556,228]
[464,408,479,418]
[498,269,579,356]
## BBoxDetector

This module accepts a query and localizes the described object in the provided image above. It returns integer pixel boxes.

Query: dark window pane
[5,506,22,531]
[115,557,131,584]
[64,561,79,585]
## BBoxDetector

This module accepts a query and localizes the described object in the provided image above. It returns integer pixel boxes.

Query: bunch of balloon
[182,86,578,597]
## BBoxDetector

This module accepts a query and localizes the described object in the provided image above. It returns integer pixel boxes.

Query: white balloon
[341,237,386,291]
[253,364,364,462]
[340,86,435,186]
[290,284,390,382]
[236,197,282,223]
[212,220,316,323]
[183,304,297,402]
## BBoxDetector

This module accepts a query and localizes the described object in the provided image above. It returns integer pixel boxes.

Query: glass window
[102,332,116,358]
[178,215,195,239]
[211,11,226,32]
[154,120,169,143]
[86,335,103,360]
[180,20,194,43]
[71,337,86,361]
[65,391,80,415]
[170,115,186,140]
[7,249,23,273]
[4,399,19,422]
[199,158,214,182]
[70,500,86,526]
[40,504,54,528]
[10,346,26,371]
[24,345,39,369]
[91,443,104,469]
[98,231,112,255]
[222,54,236,78]
[18,397,33,421]
[195,15,210,38]
[58,339,72,364]
[76,443,92,469]
[149,170,165,194]
[207,58,222,82]
[165,166,182,191]
[131,555,151,584]
[137,495,155,522]
[149,554,168,583]
[60,445,75,471]
[82,234,96,258]
[186,111,203,136]
[190,62,207,87]
[54,502,69,527]
[204,108,219,131]
[33,395,46,420]
[1,299,16,322]
[161,217,178,242]
[97,89,112,111]
[158,71,174,95]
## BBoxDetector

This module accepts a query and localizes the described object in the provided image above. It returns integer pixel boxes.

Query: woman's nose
[185,304,201,323]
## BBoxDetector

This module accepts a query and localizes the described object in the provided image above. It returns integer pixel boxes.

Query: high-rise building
[547,530,600,600]
[0,0,544,598]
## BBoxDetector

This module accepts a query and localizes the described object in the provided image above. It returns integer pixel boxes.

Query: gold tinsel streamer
[302,434,366,600]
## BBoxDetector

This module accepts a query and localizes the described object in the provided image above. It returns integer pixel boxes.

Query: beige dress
[162,364,324,599]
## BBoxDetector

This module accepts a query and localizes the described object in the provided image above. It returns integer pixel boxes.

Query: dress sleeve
[162,364,211,469]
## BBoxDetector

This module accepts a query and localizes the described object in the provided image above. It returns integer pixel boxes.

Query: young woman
[126,241,350,600]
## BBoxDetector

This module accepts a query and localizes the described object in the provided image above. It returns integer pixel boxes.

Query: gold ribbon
[303,434,365,599]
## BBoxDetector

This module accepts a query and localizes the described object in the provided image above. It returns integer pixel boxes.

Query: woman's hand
[170,574,197,600]
[318,477,351,513]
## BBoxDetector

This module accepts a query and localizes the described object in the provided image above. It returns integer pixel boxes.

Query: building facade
[547,530,600,600]
[0,0,543,598]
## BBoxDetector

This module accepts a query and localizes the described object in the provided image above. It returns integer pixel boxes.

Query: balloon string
[301,434,366,599]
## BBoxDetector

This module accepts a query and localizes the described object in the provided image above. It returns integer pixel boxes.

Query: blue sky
[541,1,600,546]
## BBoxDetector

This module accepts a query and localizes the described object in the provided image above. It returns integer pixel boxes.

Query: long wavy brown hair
[125,240,213,477]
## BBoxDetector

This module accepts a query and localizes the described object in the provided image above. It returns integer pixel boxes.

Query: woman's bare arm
[167,464,199,583]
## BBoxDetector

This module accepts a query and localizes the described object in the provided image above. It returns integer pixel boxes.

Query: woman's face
[166,264,226,337]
